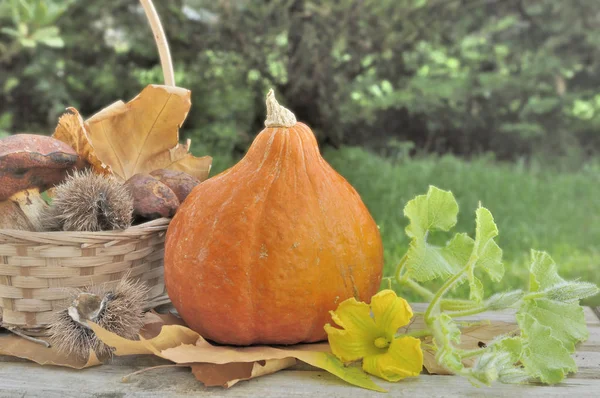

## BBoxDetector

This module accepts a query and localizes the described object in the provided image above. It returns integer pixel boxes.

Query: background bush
[2,0,600,164]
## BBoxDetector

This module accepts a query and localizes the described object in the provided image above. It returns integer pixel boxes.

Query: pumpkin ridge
[317,142,367,290]
[250,128,288,341]
[253,128,279,174]
[293,127,335,341]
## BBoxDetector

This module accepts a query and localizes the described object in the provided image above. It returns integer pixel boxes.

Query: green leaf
[518,314,577,384]
[403,187,463,281]
[474,207,498,251]
[521,251,596,351]
[473,207,504,281]
[442,233,475,267]
[404,186,458,239]
[519,299,588,351]
[493,336,523,364]
[38,36,64,48]
[405,235,470,282]
[32,0,48,24]
[436,346,464,373]
[0,27,21,37]
[31,26,59,40]
[463,207,503,301]
[19,37,36,48]
[529,250,563,292]
[469,351,524,385]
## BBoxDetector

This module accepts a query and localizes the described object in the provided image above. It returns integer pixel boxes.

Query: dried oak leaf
[191,359,298,388]
[54,85,212,181]
[85,85,212,181]
[89,313,385,392]
[53,107,111,175]
[0,330,100,369]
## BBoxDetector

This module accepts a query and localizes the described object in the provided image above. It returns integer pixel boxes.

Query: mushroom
[124,173,180,220]
[0,134,79,231]
[149,168,200,203]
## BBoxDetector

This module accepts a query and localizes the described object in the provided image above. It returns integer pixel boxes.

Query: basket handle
[140,0,175,86]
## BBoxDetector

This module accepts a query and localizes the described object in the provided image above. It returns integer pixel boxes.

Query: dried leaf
[84,85,212,181]
[0,331,100,369]
[421,320,519,375]
[191,358,297,388]
[53,107,111,175]
[90,321,385,391]
[140,311,187,339]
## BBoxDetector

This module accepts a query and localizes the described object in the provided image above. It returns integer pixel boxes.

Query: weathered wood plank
[593,307,600,321]
[1,363,600,398]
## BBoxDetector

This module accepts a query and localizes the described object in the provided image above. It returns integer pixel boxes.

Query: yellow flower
[324,289,423,382]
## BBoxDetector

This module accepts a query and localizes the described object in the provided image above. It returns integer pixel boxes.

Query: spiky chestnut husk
[43,169,133,232]
[48,278,149,360]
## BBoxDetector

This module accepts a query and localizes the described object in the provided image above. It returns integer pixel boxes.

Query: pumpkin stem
[264,89,297,128]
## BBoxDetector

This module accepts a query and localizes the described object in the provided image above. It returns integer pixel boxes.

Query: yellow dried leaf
[84,85,212,181]
[0,331,100,369]
[53,107,111,175]
[191,358,297,388]
[90,317,385,391]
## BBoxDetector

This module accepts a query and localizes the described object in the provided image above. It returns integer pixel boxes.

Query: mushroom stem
[8,188,47,231]
[264,89,297,128]
[0,200,35,230]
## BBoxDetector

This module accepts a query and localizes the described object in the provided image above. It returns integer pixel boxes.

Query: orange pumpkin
[164,90,383,345]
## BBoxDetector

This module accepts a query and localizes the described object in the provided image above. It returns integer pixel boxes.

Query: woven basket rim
[0,218,170,244]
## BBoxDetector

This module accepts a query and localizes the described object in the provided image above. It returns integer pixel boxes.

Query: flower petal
[325,298,382,362]
[370,289,414,338]
[362,336,423,382]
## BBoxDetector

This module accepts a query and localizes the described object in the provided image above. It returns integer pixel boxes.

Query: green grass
[324,147,600,306]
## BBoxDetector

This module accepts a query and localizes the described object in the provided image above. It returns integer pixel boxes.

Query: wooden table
[1,304,599,397]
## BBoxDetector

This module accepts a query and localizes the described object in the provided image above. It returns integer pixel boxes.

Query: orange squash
[164,90,383,345]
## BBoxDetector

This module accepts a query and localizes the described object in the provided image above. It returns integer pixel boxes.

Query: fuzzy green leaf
[464,207,504,301]
[473,207,504,281]
[529,250,563,292]
[519,299,588,351]
[402,188,464,281]
[518,314,577,384]
[442,233,475,267]
[404,186,458,239]
[405,232,473,282]
[493,337,523,364]
[522,251,593,350]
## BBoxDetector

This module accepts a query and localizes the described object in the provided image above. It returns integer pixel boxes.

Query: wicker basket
[0,0,176,334]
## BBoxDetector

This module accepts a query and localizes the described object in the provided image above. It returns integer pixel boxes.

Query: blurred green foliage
[1,0,600,162]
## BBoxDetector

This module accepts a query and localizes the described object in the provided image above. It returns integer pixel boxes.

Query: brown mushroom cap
[124,173,180,220]
[149,169,201,203]
[0,134,79,200]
